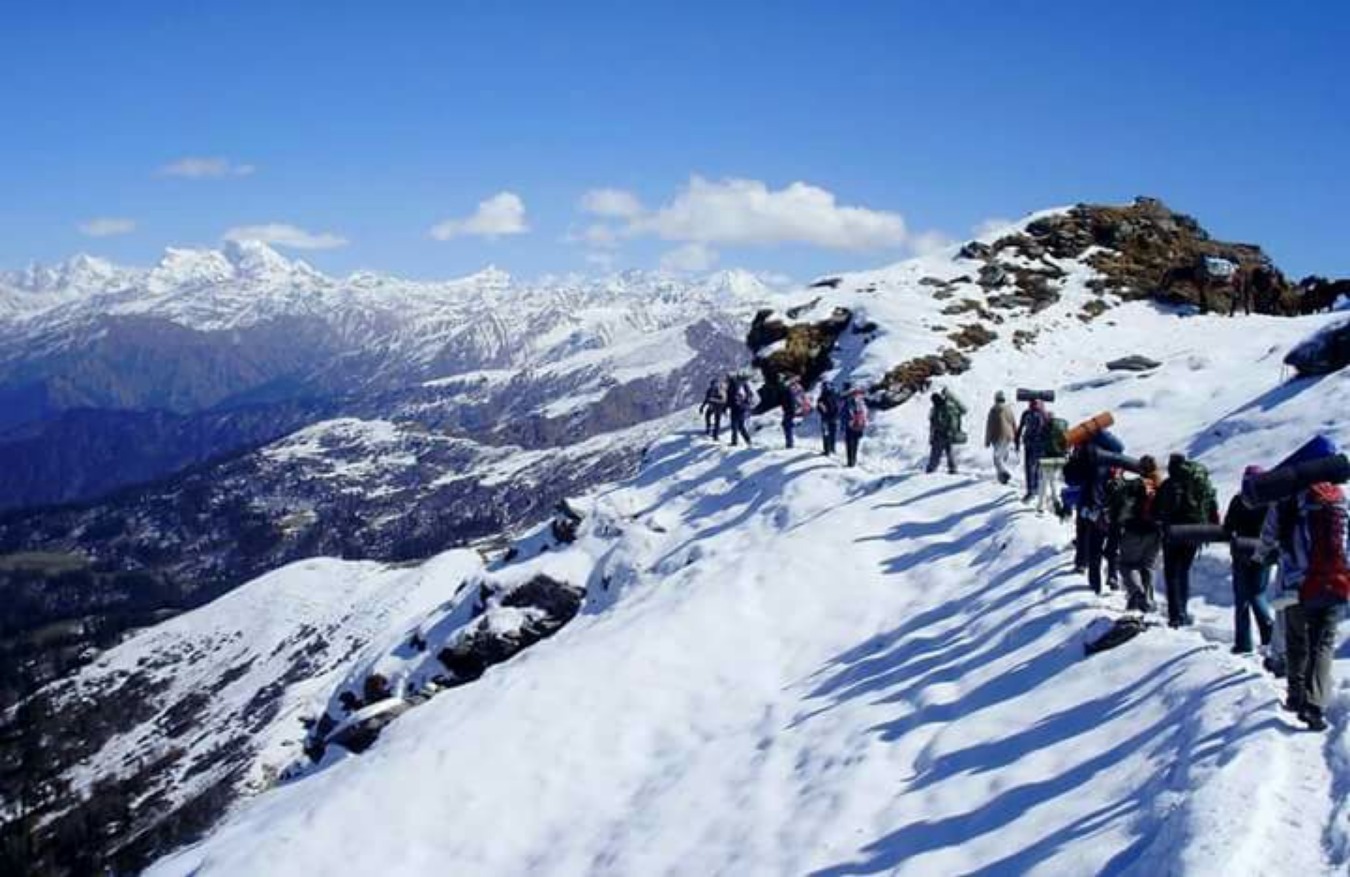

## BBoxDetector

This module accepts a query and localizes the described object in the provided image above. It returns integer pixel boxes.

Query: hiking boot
[1230,645,1253,655]
[1281,696,1305,714]
[1263,655,1286,678]
[1300,707,1328,732]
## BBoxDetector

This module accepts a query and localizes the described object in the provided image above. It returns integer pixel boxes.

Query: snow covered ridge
[136,301,1350,876]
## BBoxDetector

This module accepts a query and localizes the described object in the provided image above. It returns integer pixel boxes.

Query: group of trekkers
[700,374,870,467]
[987,391,1349,734]
[699,372,1348,734]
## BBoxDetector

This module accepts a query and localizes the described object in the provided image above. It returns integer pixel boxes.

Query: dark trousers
[1024,451,1041,497]
[1082,518,1106,593]
[704,408,723,440]
[844,429,862,467]
[729,409,752,446]
[1074,513,1089,568]
[1163,543,1199,627]
[821,420,837,455]
[782,418,795,449]
[927,440,956,474]
[1286,603,1340,713]
[1104,525,1120,586]
[1232,560,1274,653]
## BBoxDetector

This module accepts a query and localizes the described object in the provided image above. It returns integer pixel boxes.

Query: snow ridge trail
[148,432,1336,877]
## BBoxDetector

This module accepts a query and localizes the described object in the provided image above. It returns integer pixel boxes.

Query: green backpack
[1045,417,1070,458]
[1170,460,1216,524]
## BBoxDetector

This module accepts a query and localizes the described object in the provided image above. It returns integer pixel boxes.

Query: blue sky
[1,1,1346,281]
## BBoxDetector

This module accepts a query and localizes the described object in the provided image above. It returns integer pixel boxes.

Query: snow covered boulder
[1285,317,1350,377]
[1107,354,1162,372]
[306,557,589,760]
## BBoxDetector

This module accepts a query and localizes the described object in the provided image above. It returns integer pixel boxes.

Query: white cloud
[576,177,912,255]
[159,156,256,178]
[223,223,348,250]
[580,188,644,219]
[572,223,621,249]
[631,176,908,251]
[972,217,1017,240]
[77,217,136,237]
[909,230,956,256]
[659,242,719,273]
[430,192,529,240]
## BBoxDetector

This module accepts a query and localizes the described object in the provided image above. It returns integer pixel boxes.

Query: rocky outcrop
[869,349,972,410]
[747,304,854,409]
[976,197,1299,315]
[308,572,586,761]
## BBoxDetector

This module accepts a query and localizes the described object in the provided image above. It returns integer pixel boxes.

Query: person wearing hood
[839,383,869,468]
[1261,480,1350,732]
[1223,466,1276,654]
[985,391,1017,486]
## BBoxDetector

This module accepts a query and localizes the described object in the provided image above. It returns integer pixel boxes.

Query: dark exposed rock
[988,197,1299,314]
[785,297,822,320]
[978,263,1009,289]
[948,324,998,351]
[1106,355,1162,372]
[808,276,842,289]
[958,241,994,261]
[750,307,853,409]
[1285,319,1350,376]
[869,348,972,409]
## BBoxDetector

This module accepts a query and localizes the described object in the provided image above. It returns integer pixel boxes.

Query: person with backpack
[1223,467,1276,654]
[840,383,868,468]
[817,382,840,456]
[1016,399,1048,501]
[727,375,755,447]
[779,376,811,450]
[1260,480,1350,731]
[1157,453,1220,628]
[926,389,967,475]
[699,377,727,441]
[985,391,1017,486]
[1064,431,1124,594]
[1112,455,1164,612]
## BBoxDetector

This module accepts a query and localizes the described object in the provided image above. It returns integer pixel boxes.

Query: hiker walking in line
[1223,467,1277,654]
[1112,455,1164,612]
[817,382,840,456]
[699,377,727,441]
[926,389,967,475]
[985,391,1017,486]
[1157,453,1220,628]
[1018,401,1069,514]
[840,383,868,468]
[779,375,811,450]
[727,375,755,447]
[1261,480,1350,732]
[1016,399,1048,504]
[1064,431,1124,594]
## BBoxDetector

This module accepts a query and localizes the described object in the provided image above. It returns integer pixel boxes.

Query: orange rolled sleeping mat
[1065,412,1115,448]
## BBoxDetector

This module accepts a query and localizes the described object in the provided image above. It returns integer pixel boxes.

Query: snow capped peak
[151,247,236,287]
[696,268,781,303]
[221,238,306,279]
[460,265,511,290]
[0,253,126,296]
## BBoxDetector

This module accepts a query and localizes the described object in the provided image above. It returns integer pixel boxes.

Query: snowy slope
[144,266,1350,875]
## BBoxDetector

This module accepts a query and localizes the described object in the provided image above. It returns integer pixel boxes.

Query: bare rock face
[996,198,1298,314]
[869,349,972,410]
[748,304,854,410]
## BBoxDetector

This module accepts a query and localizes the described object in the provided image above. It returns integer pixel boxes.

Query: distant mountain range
[0,243,781,508]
